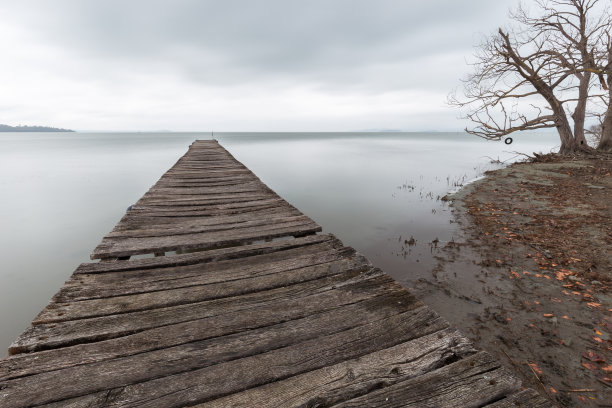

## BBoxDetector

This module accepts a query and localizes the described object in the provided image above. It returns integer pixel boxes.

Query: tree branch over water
[450,0,611,154]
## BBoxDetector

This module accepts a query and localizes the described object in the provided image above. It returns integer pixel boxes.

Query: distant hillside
[0,124,74,132]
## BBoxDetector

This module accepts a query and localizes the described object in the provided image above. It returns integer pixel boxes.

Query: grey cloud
[7,0,516,91]
[0,0,520,130]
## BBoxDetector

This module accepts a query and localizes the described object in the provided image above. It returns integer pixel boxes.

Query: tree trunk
[555,108,577,154]
[572,71,591,150]
[597,48,612,152]
[541,87,576,153]
[527,73,577,154]
[558,124,578,153]
[598,87,612,151]
[599,113,612,151]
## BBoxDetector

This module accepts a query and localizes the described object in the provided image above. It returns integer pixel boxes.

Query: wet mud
[417,155,612,407]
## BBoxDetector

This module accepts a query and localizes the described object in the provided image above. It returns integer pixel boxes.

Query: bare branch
[451,0,611,152]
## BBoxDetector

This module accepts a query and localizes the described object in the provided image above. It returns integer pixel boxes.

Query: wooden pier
[0,140,552,407]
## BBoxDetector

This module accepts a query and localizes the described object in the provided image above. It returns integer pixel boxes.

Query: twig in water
[506,151,536,161]
[526,361,552,400]
[561,389,595,393]
[597,378,612,388]
[498,344,523,373]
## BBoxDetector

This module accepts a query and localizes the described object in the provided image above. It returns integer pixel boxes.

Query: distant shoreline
[0,124,74,132]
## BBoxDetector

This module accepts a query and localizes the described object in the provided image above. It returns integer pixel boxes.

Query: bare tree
[595,31,612,151]
[451,0,609,154]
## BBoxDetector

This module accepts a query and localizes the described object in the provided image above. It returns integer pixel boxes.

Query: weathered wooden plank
[111,207,302,229]
[329,352,521,408]
[10,270,391,354]
[168,159,231,166]
[155,170,254,179]
[162,168,249,175]
[121,202,294,217]
[187,140,218,145]
[148,170,253,180]
[483,389,553,407]
[3,280,412,383]
[127,204,292,218]
[1,288,414,381]
[177,156,238,161]
[33,307,448,407]
[155,174,254,182]
[197,328,476,408]
[127,207,285,218]
[130,198,286,211]
[143,182,267,196]
[165,160,245,167]
[131,197,286,209]
[0,291,424,407]
[36,251,365,323]
[148,179,260,187]
[141,191,275,202]
[152,178,256,187]
[76,234,336,274]
[154,176,253,184]
[91,219,322,259]
[159,170,250,177]
[128,197,290,216]
[105,214,312,239]
[135,192,274,205]
[56,244,353,301]
[108,208,304,232]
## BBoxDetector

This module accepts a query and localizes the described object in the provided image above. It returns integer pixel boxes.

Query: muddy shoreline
[415,155,611,407]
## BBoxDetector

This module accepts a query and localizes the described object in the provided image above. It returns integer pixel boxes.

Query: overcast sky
[0,0,519,132]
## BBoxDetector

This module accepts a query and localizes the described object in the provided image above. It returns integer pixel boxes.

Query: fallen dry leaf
[582,351,605,363]
[582,362,597,370]
[527,362,543,375]
[587,302,602,308]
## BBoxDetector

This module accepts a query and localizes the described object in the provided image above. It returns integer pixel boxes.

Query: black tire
[504,137,513,145]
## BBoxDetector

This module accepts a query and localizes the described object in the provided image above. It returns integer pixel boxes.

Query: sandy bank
[424,154,611,407]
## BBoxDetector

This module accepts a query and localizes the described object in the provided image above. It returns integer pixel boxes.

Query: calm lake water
[0,131,559,355]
